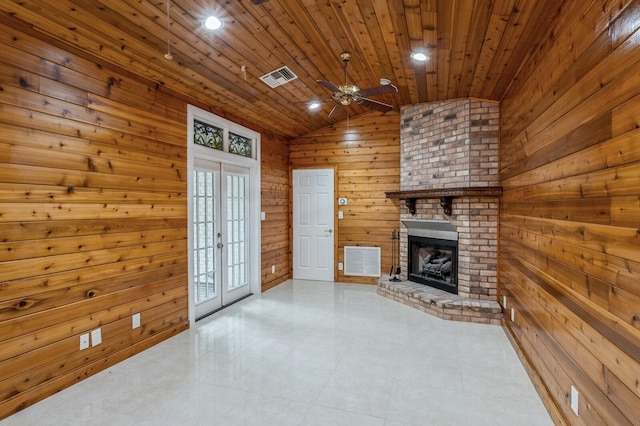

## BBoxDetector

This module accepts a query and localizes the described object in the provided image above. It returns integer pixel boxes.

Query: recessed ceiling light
[411,52,428,62]
[203,15,223,30]
[308,101,321,111]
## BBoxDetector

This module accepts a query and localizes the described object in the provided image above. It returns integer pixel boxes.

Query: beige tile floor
[1,279,552,425]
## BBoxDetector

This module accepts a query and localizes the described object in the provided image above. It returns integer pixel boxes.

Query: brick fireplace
[378,98,503,324]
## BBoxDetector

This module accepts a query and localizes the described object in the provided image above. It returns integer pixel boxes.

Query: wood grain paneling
[261,133,291,291]
[0,16,292,419]
[0,19,189,419]
[290,112,401,284]
[499,1,640,424]
[0,0,560,138]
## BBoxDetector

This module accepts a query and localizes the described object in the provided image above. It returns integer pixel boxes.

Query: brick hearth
[377,277,502,325]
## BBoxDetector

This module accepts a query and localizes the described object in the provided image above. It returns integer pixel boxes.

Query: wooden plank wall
[290,113,401,284]
[261,134,292,291]
[499,0,640,424]
[0,18,189,418]
[0,17,291,419]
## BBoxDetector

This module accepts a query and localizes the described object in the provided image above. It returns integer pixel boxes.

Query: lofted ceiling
[0,0,560,138]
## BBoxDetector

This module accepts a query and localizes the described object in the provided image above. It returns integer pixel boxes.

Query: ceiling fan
[317,52,398,118]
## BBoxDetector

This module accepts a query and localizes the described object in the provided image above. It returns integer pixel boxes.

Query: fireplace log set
[417,247,453,283]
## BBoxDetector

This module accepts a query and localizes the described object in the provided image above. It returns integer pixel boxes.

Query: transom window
[194,119,255,159]
[194,120,223,150]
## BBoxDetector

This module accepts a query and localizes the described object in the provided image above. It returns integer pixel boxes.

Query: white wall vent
[259,66,298,88]
[344,246,381,277]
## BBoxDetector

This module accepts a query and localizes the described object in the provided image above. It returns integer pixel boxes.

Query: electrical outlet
[260,211,266,221]
[502,295,507,308]
[571,386,579,415]
[91,328,102,346]
[510,308,515,322]
[132,313,141,329]
[79,333,90,350]
[338,262,343,271]
[271,265,275,274]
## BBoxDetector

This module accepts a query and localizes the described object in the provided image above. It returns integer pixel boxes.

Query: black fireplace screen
[408,235,458,294]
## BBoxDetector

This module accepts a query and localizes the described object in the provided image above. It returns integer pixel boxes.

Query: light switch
[338,211,344,219]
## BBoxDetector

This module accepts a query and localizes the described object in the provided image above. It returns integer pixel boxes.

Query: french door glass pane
[193,170,217,303]
[226,174,248,291]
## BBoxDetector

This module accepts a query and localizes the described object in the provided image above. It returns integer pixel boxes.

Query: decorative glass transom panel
[229,132,253,158]
[194,120,223,150]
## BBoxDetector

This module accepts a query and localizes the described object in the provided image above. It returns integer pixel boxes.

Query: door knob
[325,229,333,234]
[217,242,224,248]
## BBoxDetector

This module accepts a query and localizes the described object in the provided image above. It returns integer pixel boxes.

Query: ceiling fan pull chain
[164,0,173,60]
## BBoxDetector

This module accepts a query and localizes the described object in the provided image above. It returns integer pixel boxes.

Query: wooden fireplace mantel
[385,186,503,215]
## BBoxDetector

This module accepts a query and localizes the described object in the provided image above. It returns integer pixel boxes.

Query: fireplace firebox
[408,235,458,294]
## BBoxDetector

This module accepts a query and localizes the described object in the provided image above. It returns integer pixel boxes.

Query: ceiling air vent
[259,66,298,88]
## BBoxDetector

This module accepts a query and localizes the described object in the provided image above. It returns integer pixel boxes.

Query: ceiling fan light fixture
[411,52,429,62]
[203,15,223,31]
[339,84,359,95]
[317,51,397,118]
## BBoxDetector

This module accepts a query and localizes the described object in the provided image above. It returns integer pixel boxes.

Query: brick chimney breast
[396,98,500,305]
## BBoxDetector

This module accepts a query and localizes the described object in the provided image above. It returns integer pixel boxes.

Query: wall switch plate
[91,328,102,346]
[271,265,275,274]
[260,211,266,221]
[338,262,343,271]
[571,386,579,415]
[502,295,507,308]
[79,333,90,350]
[510,308,515,322]
[132,313,141,329]
[338,211,344,219]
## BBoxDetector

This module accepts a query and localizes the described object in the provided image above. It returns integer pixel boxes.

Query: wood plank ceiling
[0,0,560,138]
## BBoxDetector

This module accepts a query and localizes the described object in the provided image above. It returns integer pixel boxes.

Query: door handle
[325,229,333,234]
[217,242,224,248]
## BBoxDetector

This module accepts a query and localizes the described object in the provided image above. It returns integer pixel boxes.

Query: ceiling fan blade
[317,80,341,93]
[357,84,398,98]
[357,97,394,113]
[328,103,345,118]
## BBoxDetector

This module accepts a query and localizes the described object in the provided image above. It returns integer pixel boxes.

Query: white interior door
[293,168,335,281]
[193,161,251,319]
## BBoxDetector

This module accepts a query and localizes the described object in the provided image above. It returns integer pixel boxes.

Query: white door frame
[187,105,261,325]
[292,167,336,281]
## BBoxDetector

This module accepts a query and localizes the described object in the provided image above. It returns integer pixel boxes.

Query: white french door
[193,160,251,319]
[292,168,335,281]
